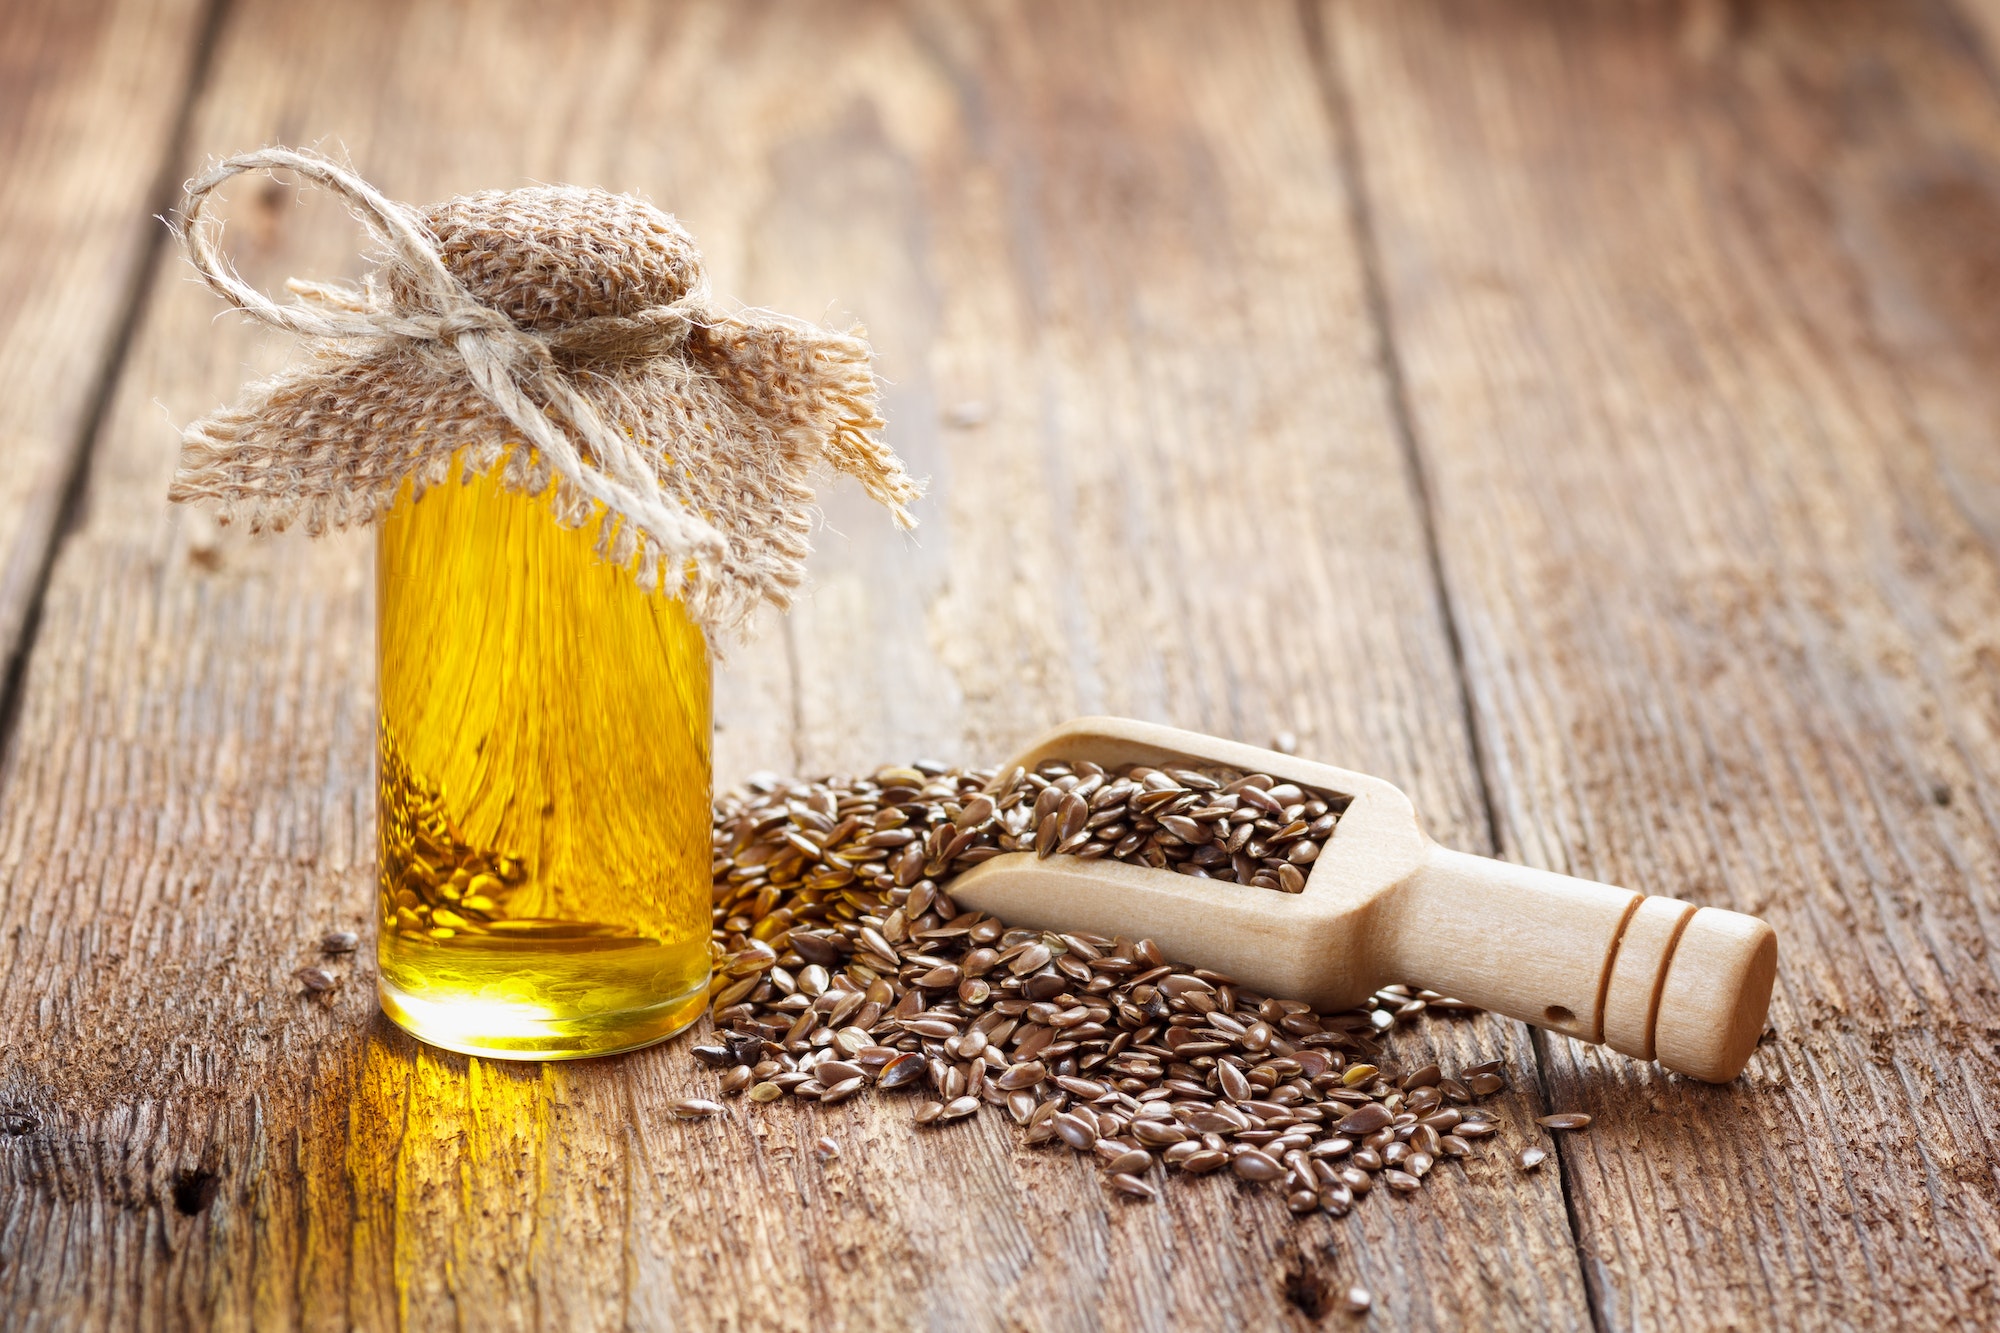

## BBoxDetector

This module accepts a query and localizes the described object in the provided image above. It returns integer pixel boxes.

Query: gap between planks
[0,0,234,766]
[1295,4,1608,1327]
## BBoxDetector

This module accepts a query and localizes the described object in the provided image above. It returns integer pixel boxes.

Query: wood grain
[0,0,1592,1328]
[1328,0,2000,1326]
[0,0,212,693]
[1957,0,2000,72]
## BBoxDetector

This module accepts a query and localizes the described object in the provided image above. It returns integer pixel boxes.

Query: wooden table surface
[6,1,2000,1328]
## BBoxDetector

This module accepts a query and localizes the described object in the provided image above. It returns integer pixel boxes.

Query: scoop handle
[1381,844,1777,1082]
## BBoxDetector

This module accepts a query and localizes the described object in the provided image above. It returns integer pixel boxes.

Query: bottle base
[378,973,710,1061]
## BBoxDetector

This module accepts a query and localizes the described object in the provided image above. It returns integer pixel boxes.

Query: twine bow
[177,147,726,566]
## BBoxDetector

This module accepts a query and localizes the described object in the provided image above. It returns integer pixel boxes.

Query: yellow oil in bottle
[374,459,712,1059]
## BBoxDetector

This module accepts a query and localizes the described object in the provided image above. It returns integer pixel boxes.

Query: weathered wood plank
[729,2,1589,1326]
[0,0,1600,1328]
[1957,0,2000,69]
[0,0,212,697]
[1329,1,2000,1327]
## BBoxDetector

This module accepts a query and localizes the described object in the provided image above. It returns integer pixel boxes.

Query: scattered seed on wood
[1233,1150,1283,1182]
[1111,1173,1158,1201]
[996,1061,1046,1091]
[1538,1113,1592,1130]
[1342,1286,1372,1315]
[815,1136,841,1162]
[1336,1104,1392,1136]
[1106,1149,1153,1176]
[1520,1146,1548,1170]
[294,966,336,993]
[670,1099,721,1120]
[878,1053,926,1089]
[320,930,359,954]
[1053,1113,1097,1150]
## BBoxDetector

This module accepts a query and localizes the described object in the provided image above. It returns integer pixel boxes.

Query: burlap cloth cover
[170,147,920,633]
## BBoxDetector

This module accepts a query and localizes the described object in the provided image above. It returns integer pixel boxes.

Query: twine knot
[434,305,520,341]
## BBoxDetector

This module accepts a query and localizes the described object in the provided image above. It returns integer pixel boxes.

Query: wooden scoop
[949,717,1777,1083]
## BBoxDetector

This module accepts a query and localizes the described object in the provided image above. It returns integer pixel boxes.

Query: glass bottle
[373,459,712,1058]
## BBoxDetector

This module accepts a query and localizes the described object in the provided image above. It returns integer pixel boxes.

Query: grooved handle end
[1651,908,1778,1082]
